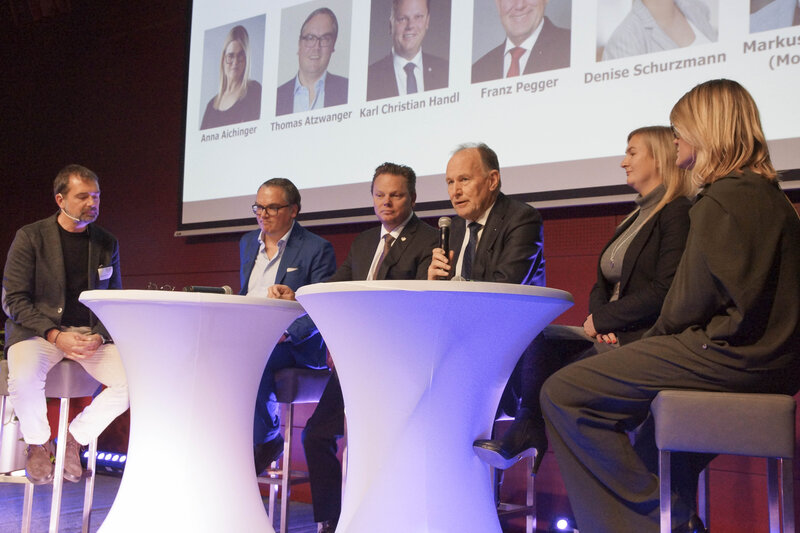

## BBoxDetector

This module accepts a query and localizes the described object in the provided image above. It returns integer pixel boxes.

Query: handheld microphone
[437,216,451,255]
[182,285,233,295]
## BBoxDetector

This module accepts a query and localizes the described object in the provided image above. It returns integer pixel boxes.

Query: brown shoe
[63,432,84,483]
[25,443,54,485]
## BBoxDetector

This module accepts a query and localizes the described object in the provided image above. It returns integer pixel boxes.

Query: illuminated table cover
[295,280,573,533]
[80,289,304,533]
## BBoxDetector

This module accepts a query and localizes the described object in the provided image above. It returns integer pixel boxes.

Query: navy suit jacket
[448,193,545,286]
[366,52,449,101]
[472,17,571,83]
[275,72,349,116]
[588,197,691,344]
[328,214,438,282]
[239,222,336,342]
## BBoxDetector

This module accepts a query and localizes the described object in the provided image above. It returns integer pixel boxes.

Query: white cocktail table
[80,289,304,532]
[295,280,573,533]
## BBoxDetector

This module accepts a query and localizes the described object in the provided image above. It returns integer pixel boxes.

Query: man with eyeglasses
[276,7,349,116]
[366,0,449,101]
[239,178,336,474]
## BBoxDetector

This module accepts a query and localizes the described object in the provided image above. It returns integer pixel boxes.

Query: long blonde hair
[627,126,694,217]
[214,25,252,110]
[669,79,776,187]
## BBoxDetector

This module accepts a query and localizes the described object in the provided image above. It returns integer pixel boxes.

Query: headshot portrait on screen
[471,0,571,84]
[200,18,265,130]
[600,0,718,61]
[750,0,800,32]
[366,0,451,101]
[275,3,350,116]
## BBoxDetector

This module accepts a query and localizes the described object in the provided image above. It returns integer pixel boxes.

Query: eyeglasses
[300,33,335,48]
[252,203,290,216]
[670,124,681,140]
[224,51,246,65]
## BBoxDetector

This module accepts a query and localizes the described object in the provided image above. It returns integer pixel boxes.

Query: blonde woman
[201,25,262,130]
[475,126,694,474]
[542,79,800,533]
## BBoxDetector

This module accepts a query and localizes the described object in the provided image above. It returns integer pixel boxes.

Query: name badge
[98,266,113,281]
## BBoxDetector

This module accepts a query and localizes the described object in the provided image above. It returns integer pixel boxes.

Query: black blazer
[589,197,691,344]
[471,17,571,84]
[366,52,449,101]
[448,193,545,286]
[328,214,438,281]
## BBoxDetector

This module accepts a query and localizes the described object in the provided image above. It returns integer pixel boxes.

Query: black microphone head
[438,216,452,229]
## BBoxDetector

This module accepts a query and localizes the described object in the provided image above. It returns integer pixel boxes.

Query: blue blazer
[275,72,349,116]
[239,222,336,342]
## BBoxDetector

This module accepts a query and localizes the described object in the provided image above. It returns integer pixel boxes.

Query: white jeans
[7,334,129,446]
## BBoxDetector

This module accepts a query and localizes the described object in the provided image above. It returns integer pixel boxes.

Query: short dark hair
[300,7,339,42]
[371,162,417,197]
[260,178,302,213]
[53,164,99,196]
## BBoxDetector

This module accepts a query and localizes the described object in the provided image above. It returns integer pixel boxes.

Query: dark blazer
[588,197,691,345]
[3,213,121,349]
[448,192,545,286]
[366,52,449,101]
[239,222,336,341]
[275,72,349,116]
[328,214,438,282]
[648,171,800,371]
[472,17,571,83]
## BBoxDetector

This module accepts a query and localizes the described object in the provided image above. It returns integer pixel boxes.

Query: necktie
[507,47,525,78]
[461,222,482,280]
[404,62,418,94]
[371,234,395,280]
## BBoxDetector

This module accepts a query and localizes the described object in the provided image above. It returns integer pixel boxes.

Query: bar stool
[651,390,796,533]
[257,367,331,533]
[0,358,102,533]
[491,413,536,533]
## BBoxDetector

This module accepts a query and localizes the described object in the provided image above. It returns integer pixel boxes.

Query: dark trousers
[540,334,800,533]
[254,333,327,445]
[302,369,346,524]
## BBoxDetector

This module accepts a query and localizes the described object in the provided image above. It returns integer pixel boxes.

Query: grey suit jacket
[366,52,449,101]
[328,214,438,281]
[3,213,121,350]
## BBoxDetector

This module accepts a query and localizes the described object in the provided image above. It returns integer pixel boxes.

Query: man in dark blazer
[268,162,438,533]
[275,7,349,116]
[239,177,336,474]
[472,1,570,84]
[2,164,128,485]
[427,142,546,474]
[366,0,449,101]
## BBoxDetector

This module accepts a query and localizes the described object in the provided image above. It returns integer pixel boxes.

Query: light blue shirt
[292,73,327,113]
[246,222,294,297]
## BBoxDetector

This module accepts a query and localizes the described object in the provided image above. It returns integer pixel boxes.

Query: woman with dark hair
[474,126,694,473]
[541,79,800,533]
[200,25,262,130]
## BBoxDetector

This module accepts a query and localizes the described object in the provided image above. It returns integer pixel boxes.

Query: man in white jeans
[2,164,128,484]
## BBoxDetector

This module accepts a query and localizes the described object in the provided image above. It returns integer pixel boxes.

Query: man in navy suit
[472,0,570,84]
[269,162,438,533]
[239,177,336,473]
[276,7,349,116]
[366,0,449,101]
